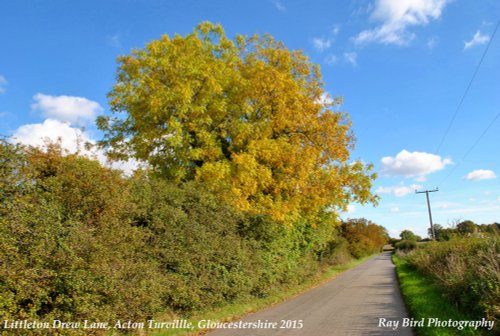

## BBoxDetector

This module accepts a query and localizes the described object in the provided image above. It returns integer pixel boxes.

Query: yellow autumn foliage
[97,22,378,223]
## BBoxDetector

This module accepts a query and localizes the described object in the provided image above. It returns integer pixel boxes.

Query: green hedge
[393,254,485,336]
[0,141,387,334]
[404,237,499,332]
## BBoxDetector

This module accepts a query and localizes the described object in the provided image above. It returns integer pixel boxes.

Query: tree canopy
[98,22,377,222]
[457,220,477,234]
[400,229,420,241]
[341,218,389,258]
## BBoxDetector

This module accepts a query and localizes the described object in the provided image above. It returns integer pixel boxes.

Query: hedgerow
[0,140,387,334]
[405,237,500,332]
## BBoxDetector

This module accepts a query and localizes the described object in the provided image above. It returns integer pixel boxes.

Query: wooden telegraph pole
[415,188,439,240]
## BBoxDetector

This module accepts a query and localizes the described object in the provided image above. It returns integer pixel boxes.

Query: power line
[435,19,500,155]
[439,110,500,187]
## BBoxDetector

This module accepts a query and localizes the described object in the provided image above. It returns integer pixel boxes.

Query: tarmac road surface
[208,251,413,335]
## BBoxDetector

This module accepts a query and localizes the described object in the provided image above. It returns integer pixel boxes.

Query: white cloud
[31,93,103,126]
[316,92,334,107]
[351,3,374,18]
[312,37,332,51]
[325,54,338,65]
[11,119,95,155]
[381,149,452,177]
[109,157,143,174]
[354,0,449,46]
[390,207,400,213]
[107,34,122,48]
[464,30,490,50]
[344,52,358,65]
[332,25,341,35]
[414,175,427,182]
[11,119,140,175]
[377,183,422,197]
[464,169,496,181]
[347,204,356,213]
[439,205,500,215]
[434,201,460,209]
[273,0,286,12]
[0,75,7,94]
[427,36,439,49]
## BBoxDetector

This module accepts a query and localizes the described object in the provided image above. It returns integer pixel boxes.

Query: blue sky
[1,0,499,237]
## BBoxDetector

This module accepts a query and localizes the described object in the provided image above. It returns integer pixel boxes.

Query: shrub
[395,239,417,251]
[404,237,500,331]
[0,140,384,334]
[0,143,167,327]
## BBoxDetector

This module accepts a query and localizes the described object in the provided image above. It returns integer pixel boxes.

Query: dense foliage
[429,221,499,241]
[399,229,421,242]
[403,237,500,332]
[97,22,378,222]
[395,239,417,251]
[0,142,166,330]
[341,218,389,258]
[0,140,387,334]
[0,23,385,335]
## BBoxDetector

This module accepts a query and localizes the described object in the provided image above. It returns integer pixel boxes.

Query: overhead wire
[435,19,500,155]
[438,111,500,187]
[436,19,500,187]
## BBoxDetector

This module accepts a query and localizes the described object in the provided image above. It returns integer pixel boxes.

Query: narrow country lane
[208,252,413,335]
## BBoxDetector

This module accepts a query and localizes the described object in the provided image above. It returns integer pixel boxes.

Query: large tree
[98,22,378,222]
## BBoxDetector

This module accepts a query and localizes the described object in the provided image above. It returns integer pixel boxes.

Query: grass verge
[392,254,487,336]
[150,255,375,336]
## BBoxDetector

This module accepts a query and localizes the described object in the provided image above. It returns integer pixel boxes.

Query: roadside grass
[392,254,487,336]
[149,255,376,336]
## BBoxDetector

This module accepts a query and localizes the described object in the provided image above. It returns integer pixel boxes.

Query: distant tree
[440,228,458,241]
[478,223,500,236]
[457,220,477,235]
[429,223,444,240]
[388,237,399,246]
[341,218,388,258]
[400,229,418,241]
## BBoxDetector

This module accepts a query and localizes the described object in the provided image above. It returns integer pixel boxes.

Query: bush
[395,239,417,251]
[404,237,500,331]
[128,176,259,310]
[0,144,167,327]
[0,141,385,334]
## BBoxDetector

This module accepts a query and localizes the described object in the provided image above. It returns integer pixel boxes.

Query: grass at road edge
[392,254,486,336]
[151,254,376,336]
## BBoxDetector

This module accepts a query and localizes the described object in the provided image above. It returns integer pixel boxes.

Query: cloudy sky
[1,0,499,237]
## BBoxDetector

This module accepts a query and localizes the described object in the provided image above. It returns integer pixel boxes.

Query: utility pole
[415,188,439,240]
